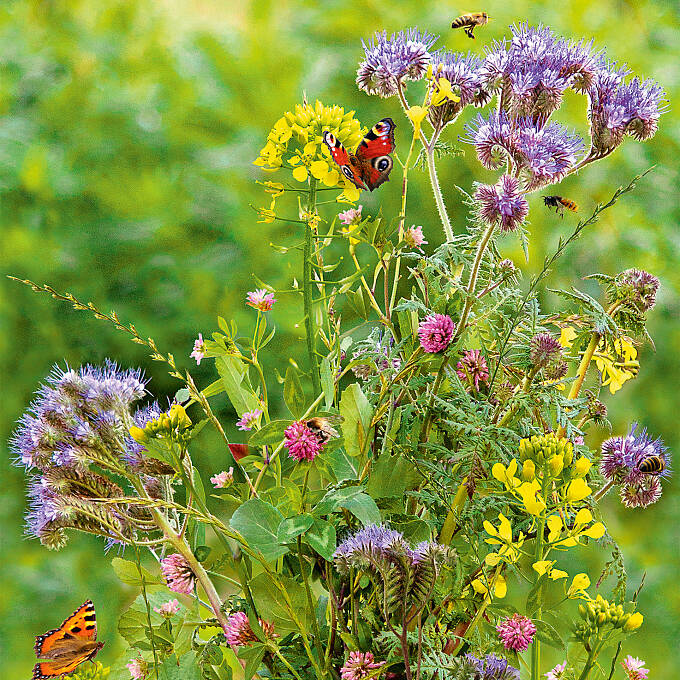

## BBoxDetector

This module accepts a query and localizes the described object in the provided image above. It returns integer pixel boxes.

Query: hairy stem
[426,135,454,242]
[304,179,321,393]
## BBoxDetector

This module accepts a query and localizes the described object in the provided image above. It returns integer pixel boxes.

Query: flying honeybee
[305,416,341,445]
[637,456,666,475]
[543,195,579,217]
[451,12,490,39]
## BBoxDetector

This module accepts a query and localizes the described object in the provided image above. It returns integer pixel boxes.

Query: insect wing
[355,118,396,191]
[323,131,366,189]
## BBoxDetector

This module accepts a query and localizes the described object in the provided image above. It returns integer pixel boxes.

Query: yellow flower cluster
[560,326,639,394]
[254,100,364,202]
[129,404,192,445]
[575,594,643,643]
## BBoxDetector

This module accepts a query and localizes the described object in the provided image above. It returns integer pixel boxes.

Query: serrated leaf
[366,451,419,499]
[238,644,266,680]
[158,652,202,680]
[533,619,565,650]
[230,499,288,562]
[316,447,359,482]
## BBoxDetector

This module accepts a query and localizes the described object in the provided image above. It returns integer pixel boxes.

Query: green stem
[531,486,548,680]
[456,222,495,338]
[304,178,321,393]
[297,536,323,667]
[425,134,453,242]
[274,648,306,680]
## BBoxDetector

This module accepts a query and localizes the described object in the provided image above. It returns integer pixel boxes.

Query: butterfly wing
[354,118,396,191]
[33,600,102,679]
[323,131,367,190]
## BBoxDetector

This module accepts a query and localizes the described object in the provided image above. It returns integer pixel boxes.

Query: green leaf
[526,575,547,616]
[249,573,311,634]
[283,365,306,418]
[277,514,314,543]
[533,619,565,651]
[341,492,381,526]
[320,355,335,410]
[230,499,288,562]
[248,419,292,447]
[304,518,337,560]
[158,652,202,680]
[202,378,225,399]
[111,557,161,587]
[339,383,372,458]
[316,447,359,482]
[238,644,266,680]
[366,451,420,499]
[194,545,212,562]
[216,356,262,415]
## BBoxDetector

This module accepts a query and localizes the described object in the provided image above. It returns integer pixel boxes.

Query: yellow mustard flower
[472,571,507,599]
[623,612,643,631]
[559,326,577,348]
[567,572,591,599]
[532,560,568,580]
[406,105,429,133]
[431,77,461,107]
[565,478,592,503]
[516,479,547,516]
[593,336,639,394]
[492,458,521,489]
[483,513,525,565]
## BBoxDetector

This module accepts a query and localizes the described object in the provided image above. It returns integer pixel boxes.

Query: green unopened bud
[597,613,607,625]
[619,613,630,628]
[578,604,587,619]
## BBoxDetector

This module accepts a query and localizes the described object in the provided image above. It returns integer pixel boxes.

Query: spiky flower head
[246,289,277,312]
[497,258,517,277]
[456,349,490,391]
[621,655,649,680]
[585,392,608,424]
[530,332,562,368]
[340,651,385,680]
[615,268,659,312]
[475,175,529,232]
[284,420,324,461]
[418,314,455,353]
[160,553,196,595]
[480,24,602,119]
[587,63,666,155]
[404,224,428,250]
[496,613,537,652]
[620,477,662,509]
[225,611,277,648]
[357,28,437,97]
[465,653,521,680]
[428,50,489,128]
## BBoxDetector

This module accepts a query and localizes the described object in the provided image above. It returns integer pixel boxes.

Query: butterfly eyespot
[342,167,354,179]
[372,156,392,172]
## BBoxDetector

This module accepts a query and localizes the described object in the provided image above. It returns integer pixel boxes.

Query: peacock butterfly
[323,117,396,191]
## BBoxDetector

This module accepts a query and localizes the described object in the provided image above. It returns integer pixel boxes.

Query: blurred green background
[1,0,677,677]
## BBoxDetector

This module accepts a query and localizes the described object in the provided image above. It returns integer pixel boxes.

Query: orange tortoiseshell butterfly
[33,600,105,679]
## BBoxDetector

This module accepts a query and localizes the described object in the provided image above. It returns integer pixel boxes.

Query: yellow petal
[406,105,428,126]
[309,160,330,179]
[623,612,643,631]
[492,463,507,482]
[485,552,502,566]
[303,141,317,156]
[494,574,507,598]
[550,569,568,580]
[292,165,309,183]
[574,508,593,525]
[547,514,563,532]
[532,560,553,576]
[566,479,592,502]
[497,513,512,542]
[483,520,497,537]
[568,573,590,597]
[583,522,606,539]
[471,578,488,595]
[559,327,577,348]
[572,457,593,477]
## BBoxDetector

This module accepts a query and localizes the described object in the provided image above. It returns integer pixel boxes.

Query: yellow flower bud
[624,612,643,631]
[572,456,593,477]
[129,426,147,443]
[549,454,564,476]
[597,613,607,625]
[522,459,536,481]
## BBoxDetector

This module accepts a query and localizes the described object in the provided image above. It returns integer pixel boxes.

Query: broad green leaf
[111,557,161,587]
[341,492,381,526]
[249,573,311,634]
[366,451,420,499]
[277,514,314,543]
[317,447,359,482]
[320,355,335,410]
[339,383,372,458]
[158,652,202,680]
[533,619,565,651]
[248,419,292,448]
[230,499,288,562]
[283,365,306,418]
[202,379,225,399]
[238,644,266,680]
[216,356,261,415]
[304,518,337,560]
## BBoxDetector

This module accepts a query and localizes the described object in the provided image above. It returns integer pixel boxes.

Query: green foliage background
[0,0,677,677]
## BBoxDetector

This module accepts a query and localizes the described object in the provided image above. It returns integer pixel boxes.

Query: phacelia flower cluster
[160,553,196,595]
[475,175,529,232]
[496,613,537,652]
[340,651,385,680]
[356,28,437,97]
[614,268,660,313]
[600,424,670,508]
[224,611,277,648]
[418,314,455,353]
[464,653,520,680]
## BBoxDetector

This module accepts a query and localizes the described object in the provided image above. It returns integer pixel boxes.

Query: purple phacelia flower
[600,423,669,485]
[236,409,263,431]
[466,653,521,680]
[616,268,659,312]
[462,111,517,170]
[418,314,455,353]
[160,553,196,594]
[428,50,489,128]
[587,63,666,155]
[620,477,662,509]
[340,651,385,680]
[475,175,529,232]
[284,420,324,461]
[456,349,490,391]
[357,28,437,97]
[497,613,537,652]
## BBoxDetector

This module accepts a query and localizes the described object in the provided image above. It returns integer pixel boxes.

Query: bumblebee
[451,12,490,39]
[637,456,666,475]
[305,416,341,445]
[543,195,579,217]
